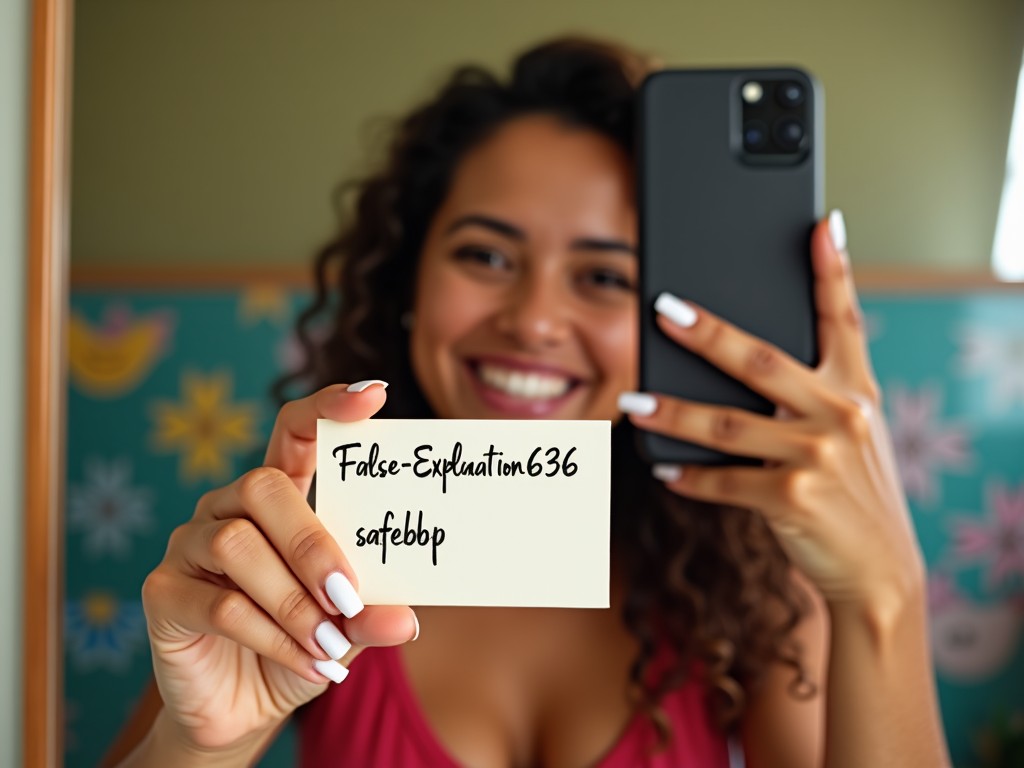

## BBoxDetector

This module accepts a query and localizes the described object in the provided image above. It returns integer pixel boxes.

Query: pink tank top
[298,645,730,767]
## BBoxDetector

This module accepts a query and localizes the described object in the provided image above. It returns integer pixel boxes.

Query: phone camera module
[776,81,805,107]
[773,118,805,150]
[738,75,811,165]
[743,120,769,150]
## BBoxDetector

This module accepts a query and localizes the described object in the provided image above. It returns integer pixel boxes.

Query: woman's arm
[742,570,947,768]
[101,677,288,768]
[100,678,162,767]
[825,576,947,768]
[114,707,281,768]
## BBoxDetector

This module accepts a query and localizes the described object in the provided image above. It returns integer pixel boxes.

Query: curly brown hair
[275,36,815,738]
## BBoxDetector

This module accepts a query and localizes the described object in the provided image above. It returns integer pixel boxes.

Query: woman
[108,38,950,767]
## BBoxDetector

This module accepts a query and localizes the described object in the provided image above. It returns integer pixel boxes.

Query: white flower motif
[68,457,154,558]
[957,326,1024,412]
[885,383,971,506]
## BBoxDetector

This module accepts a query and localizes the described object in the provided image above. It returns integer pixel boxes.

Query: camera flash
[741,81,763,104]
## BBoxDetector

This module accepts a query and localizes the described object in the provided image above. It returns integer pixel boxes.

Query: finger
[343,605,420,650]
[198,468,364,619]
[263,380,388,497]
[326,605,420,673]
[654,463,789,511]
[623,395,814,463]
[653,295,846,417]
[811,212,877,393]
[178,516,352,663]
[142,567,337,686]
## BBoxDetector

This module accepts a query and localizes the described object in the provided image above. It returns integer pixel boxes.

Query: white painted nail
[410,610,420,642]
[315,620,352,660]
[325,572,364,618]
[652,464,683,482]
[313,658,349,684]
[654,293,698,328]
[618,392,658,416]
[828,209,847,253]
[346,379,389,393]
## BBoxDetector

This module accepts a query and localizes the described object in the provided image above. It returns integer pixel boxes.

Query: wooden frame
[25,0,72,764]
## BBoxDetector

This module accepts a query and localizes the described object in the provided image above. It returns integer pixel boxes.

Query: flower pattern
[238,283,292,326]
[60,290,1024,768]
[68,457,154,558]
[951,481,1024,588]
[65,592,147,672]
[957,326,1024,413]
[150,370,260,483]
[885,383,971,505]
[69,304,173,397]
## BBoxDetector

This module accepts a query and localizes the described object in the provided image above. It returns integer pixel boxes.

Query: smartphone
[637,68,823,465]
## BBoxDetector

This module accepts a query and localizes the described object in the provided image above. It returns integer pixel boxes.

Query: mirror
[26,1,1024,766]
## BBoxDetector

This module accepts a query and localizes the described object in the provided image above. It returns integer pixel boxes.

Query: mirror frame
[24,0,72,764]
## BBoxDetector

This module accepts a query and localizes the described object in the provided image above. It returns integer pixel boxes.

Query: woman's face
[410,114,638,422]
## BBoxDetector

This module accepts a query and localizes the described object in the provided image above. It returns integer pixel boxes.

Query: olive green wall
[70,0,1024,271]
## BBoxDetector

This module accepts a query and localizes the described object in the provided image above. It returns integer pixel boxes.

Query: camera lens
[773,118,805,151]
[777,81,805,107]
[743,120,768,151]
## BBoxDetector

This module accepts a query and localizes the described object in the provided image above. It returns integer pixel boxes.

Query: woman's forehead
[438,115,635,237]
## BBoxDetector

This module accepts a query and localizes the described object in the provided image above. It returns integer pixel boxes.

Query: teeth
[478,364,571,400]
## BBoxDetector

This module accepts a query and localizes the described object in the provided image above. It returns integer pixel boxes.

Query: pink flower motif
[951,481,1024,588]
[927,572,964,612]
[886,383,971,506]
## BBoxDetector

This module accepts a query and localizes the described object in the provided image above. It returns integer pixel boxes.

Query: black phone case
[637,68,823,465]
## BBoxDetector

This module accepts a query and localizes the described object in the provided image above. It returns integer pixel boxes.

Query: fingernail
[652,464,682,482]
[618,392,658,416]
[325,572,364,618]
[315,620,352,660]
[828,209,847,253]
[654,293,698,328]
[346,379,389,393]
[410,610,420,642]
[313,658,349,684]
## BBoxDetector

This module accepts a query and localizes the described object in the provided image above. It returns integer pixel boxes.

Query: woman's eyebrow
[445,213,635,255]
[445,214,525,240]
[571,237,635,256]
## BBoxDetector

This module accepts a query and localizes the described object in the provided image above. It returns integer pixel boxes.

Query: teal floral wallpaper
[65,287,1024,767]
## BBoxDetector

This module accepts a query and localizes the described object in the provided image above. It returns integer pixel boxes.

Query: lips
[464,357,584,416]
[477,363,571,400]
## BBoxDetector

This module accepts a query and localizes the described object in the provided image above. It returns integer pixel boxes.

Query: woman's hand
[620,212,925,615]
[140,381,417,756]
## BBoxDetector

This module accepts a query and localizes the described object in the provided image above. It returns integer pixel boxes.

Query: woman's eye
[453,245,511,271]
[582,268,634,292]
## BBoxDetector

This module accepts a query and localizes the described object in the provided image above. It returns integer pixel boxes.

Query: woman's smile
[462,354,586,417]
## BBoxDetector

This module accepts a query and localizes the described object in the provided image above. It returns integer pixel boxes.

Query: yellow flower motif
[151,371,259,483]
[238,283,291,326]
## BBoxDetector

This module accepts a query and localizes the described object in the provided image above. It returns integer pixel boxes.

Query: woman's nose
[494,273,572,351]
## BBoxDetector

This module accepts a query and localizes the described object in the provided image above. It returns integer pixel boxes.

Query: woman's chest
[401,606,642,768]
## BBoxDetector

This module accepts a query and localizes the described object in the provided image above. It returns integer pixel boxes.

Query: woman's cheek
[594,309,638,386]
